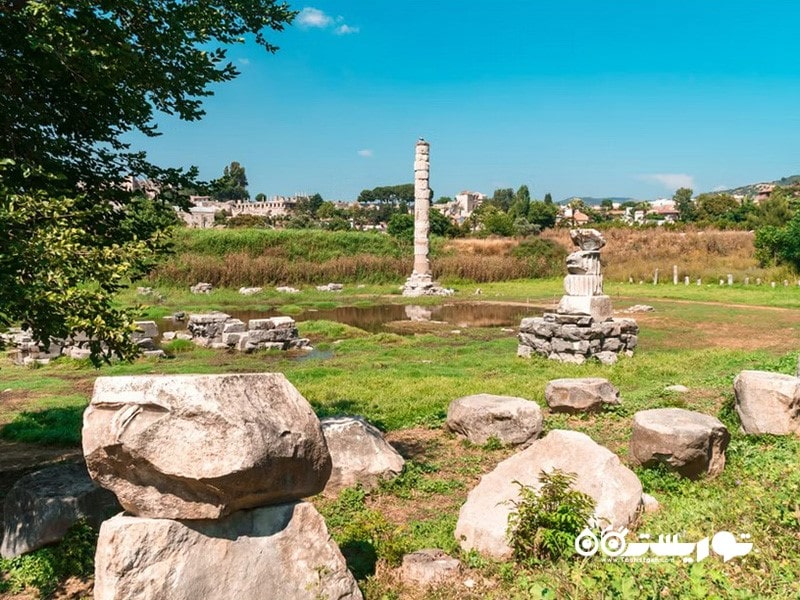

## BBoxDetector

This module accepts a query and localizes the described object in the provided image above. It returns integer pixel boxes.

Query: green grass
[2,288,800,598]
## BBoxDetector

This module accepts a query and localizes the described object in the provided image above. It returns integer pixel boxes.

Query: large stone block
[446,394,543,447]
[321,416,405,494]
[630,408,730,478]
[545,377,620,413]
[454,430,642,558]
[83,374,332,519]
[557,295,613,322]
[733,370,800,435]
[1,464,120,558]
[94,502,362,600]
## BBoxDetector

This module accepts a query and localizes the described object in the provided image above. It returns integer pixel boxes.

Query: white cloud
[335,24,359,35]
[297,7,333,28]
[357,149,373,158]
[638,173,695,191]
[712,185,728,192]
[297,7,359,34]
[237,58,250,66]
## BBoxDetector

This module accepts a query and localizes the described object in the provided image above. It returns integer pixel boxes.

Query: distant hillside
[716,175,800,197]
[559,196,635,206]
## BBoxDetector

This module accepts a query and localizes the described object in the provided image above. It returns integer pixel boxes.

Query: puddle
[160,302,548,334]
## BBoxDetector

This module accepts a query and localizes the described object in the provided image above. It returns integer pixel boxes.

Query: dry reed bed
[540,228,796,282]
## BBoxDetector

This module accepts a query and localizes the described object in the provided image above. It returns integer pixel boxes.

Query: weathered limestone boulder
[321,416,405,494]
[544,378,620,413]
[190,282,213,294]
[733,370,800,435]
[93,502,362,600]
[133,320,159,340]
[454,430,642,558]
[82,374,332,519]
[445,394,543,446]
[238,286,263,295]
[630,408,730,479]
[400,549,461,587]
[1,463,121,558]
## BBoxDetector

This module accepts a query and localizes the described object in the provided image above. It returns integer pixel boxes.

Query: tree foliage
[673,187,695,222]
[0,0,295,361]
[212,161,249,201]
[754,210,800,271]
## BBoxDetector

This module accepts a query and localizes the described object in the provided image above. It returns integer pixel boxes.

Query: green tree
[673,187,695,222]
[0,0,295,362]
[747,188,795,229]
[212,161,249,201]
[489,188,515,212]
[509,185,532,219]
[255,192,267,202]
[295,193,324,218]
[754,211,800,270]
[527,200,558,231]
[478,205,515,236]
[694,193,740,226]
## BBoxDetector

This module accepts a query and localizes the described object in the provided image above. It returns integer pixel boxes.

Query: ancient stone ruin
[402,138,452,297]
[168,312,311,352]
[84,373,362,600]
[517,228,638,365]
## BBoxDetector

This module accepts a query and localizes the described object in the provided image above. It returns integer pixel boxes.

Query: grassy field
[1,282,800,598]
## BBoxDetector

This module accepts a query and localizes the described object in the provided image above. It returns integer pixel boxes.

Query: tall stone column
[413,139,431,277]
[402,138,452,297]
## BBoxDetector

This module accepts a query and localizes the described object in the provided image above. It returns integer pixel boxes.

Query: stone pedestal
[518,228,638,364]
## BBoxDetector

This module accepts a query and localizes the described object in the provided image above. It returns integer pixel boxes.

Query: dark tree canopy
[212,161,250,201]
[0,0,296,362]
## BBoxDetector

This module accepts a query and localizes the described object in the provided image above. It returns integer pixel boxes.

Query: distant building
[434,190,486,224]
[755,184,775,204]
[178,195,302,228]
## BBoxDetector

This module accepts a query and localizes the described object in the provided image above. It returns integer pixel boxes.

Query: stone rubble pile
[84,374,362,600]
[185,312,311,352]
[518,228,638,364]
[1,320,164,365]
[190,282,213,294]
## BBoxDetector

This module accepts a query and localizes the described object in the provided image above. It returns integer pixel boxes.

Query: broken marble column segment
[82,373,333,519]
[402,138,453,297]
[518,228,638,363]
[93,502,362,600]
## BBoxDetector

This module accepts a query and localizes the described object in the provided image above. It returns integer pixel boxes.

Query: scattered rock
[624,305,655,313]
[544,378,620,413]
[276,286,300,294]
[238,287,263,295]
[665,385,689,393]
[133,321,159,339]
[630,408,730,478]
[136,287,153,295]
[641,493,660,513]
[83,373,332,519]
[454,430,642,558]
[1,463,121,558]
[400,549,461,587]
[190,282,213,294]
[733,370,800,435]
[316,283,344,292]
[445,394,543,447]
[321,416,405,494]
[93,502,362,600]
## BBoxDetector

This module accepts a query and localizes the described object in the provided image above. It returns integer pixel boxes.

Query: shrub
[507,469,596,564]
[0,520,97,597]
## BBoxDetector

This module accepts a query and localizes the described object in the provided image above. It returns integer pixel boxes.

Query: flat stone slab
[544,378,620,413]
[446,394,543,446]
[630,408,730,479]
[400,549,460,587]
[83,373,332,519]
[733,370,800,435]
[1,463,120,558]
[454,430,642,558]
[94,502,362,600]
[321,416,405,494]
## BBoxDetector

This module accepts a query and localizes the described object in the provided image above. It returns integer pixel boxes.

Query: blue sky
[129,1,800,202]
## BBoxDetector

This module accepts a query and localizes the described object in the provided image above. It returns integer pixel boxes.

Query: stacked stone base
[401,273,454,297]
[186,313,311,352]
[517,313,638,365]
